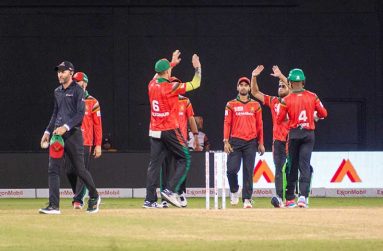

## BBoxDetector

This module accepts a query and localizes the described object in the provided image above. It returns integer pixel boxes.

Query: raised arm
[250,65,265,103]
[185,54,202,92]
[270,65,288,85]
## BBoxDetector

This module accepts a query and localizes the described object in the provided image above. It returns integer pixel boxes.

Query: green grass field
[0,198,382,251]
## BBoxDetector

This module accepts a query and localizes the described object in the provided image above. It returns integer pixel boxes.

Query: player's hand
[192,54,201,69]
[224,141,233,154]
[194,136,203,151]
[40,133,50,149]
[252,65,264,77]
[93,145,102,158]
[171,49,181,66]
[313,111,323,122]
[270,65,282,78]
[258,144,265,156]
[53,126,67,136]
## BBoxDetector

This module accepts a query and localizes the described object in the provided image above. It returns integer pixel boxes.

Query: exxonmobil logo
[331,159,361,183]
[253,160,274,183]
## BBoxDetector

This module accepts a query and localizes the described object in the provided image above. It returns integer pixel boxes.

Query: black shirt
[45,81,85,133]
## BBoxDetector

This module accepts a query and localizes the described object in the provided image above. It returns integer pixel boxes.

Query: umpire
[39,61,100,214]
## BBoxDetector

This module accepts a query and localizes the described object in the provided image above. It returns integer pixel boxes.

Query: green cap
[155,59,171,73]
[288,68,305,81]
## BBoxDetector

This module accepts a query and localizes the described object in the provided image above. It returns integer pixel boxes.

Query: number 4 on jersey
[298,110,308,122]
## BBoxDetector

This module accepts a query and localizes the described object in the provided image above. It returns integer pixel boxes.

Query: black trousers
[285,128,315,200]
[145,129,191,202]
[48,128,98,208]
[226,138,257,200]
[66,145,92,204]
[273,140,287,199]
[160,152,187,195]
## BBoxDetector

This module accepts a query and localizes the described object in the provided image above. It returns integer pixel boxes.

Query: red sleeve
[92,100,103,146]
[263,95,271,107]
[277,100,288,125]
[185,100,195,118]
[223,102,232,140]
[255,105,264,145]
[315,97,328,119]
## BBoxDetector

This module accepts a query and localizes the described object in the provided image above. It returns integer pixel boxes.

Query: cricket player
[277,68,327,208]
[66,72,103,209]
[144,50,202,208]
[161,82,200,208]
[250,65,290,208]
[224,77,265,209]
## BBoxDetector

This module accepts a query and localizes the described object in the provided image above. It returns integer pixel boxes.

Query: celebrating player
[224,77,265,209]
[160,82,200,208]
[277,68,327,208]
[144,50,202,208]
[250,65,290,208]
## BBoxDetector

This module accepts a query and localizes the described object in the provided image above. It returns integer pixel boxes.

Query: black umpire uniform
[44,62,99,209]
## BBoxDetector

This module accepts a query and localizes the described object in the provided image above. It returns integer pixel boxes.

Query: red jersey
[148,77,186,131]
[81,93,102,146]
[277,89,327,130]
[178,96,195,140]
[264,95,289,142]
[224,96,264,144]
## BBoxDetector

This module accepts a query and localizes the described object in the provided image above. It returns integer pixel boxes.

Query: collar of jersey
[157,77,170,83]
[236,95,251,104]
[292,88,305,93]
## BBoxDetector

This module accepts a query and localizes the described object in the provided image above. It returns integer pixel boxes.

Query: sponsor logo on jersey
[234,106,244,112]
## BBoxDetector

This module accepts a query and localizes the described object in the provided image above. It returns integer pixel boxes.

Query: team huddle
[38,49,327,214]
[146,50,327,209]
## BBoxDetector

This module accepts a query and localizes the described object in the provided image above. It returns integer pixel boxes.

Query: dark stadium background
[0,0,382,152]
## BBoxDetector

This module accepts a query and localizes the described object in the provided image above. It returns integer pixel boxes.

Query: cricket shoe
[143,201,161,209]
[161,189,181,208]
[72,201,83,210]
[243,199,253,209]
[179,192,188,207]
[86,196,101,213]
[271,196,284,208]
[297,196,308,208]
[230,190,240,205]
[39,205,61,215]
[285,199,297,208]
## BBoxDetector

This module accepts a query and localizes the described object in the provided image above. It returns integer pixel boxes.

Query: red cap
[49,135,65,159]
[73,72,88,83]
[237,77,250,86]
